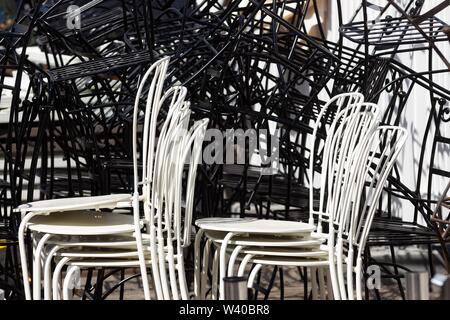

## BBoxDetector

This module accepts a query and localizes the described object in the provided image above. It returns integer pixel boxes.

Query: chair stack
[194,92,408,300]
[16,57,209,300]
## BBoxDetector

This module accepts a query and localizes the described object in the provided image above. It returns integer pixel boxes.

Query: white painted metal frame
[335,126,408,300]
[17,57,171,300]
[193,92,386,300]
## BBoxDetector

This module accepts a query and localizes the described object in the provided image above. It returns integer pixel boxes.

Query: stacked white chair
[333,126,408,300]
[16,56,209,300]
[194,92,407,300]
[49,110,208,301]
[150,110,209,299]
[17,56,171,300]
[240,125,407,300]
[194,92,367,299]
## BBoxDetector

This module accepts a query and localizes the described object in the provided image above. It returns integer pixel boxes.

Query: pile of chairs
[195,92,407,300]
[16,57,209,300]
[0,0,448,300]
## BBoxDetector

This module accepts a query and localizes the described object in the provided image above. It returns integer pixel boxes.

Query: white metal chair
[17,56,172,300]
[245,101,382,298]
[49,116,209,300]
[193,92,383,300]
[334,126,408,300]
[150,116,209,299]
[34,99,186,300]
[237,123,406,299]
[240,126,407,300]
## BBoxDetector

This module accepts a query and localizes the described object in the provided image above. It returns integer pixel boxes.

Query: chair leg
[211,248,219,300]
[247,264,263,291]
[177,253,190,300]
[356,258,363,300]
[194,229,204,299]
[303,267,308,300]
[43,245,61,300]
[297,266,304,281]
[149,225,163,300]
[254,267,262,300]
[93,268,105,300]
[119,269,125,300]
[279,267,284,300]
[200,239,212,299]
[219,232,235,299]
[237,254,254,276]
[328,261,341,300]
[227,245,243,277]
[82,268,94,300]
[52,257,70,300]
[33,233,52,300]
[62,266,80,300]
[18,212,39,300]
[326,268,335,300]
[167,246,180,299]
[133,195,151,300]
[157,233,171,299]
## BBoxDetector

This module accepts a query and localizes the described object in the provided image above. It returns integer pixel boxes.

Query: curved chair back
[151,116,209,300]
[132,56,170,203]
[336,126,408,300]
[308,92,364,226]
[327,102,381,231]
[144,90,190,300]
[315,101,380,300]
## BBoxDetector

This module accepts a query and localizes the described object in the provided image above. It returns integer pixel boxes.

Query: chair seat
[368,216,439,246]
[58,248,140,258]
[65,259,152,268]
[251,255,329,267]
[46,233,146,249]
[196,217,314,235]
[204,230,324,247]
[27,211,135,235]
[17,194,132,213]
[215,243,329,258]
[239,247,328,258]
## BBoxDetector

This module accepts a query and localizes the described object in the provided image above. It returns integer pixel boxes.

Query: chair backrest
[139,90,191,301]
[140,85,188,225]
[152,116,209,300]
[336,125,408,300]
[308,92,364,228]
[309,102,380,291]
[326,102,381,230]
[147,91,190,223]
[157,116,209,244]
[132,56,170,200]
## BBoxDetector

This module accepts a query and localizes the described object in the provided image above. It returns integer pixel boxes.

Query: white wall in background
[327,0,450,223]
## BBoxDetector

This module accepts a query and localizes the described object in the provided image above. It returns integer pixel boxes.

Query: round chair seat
[196,217,314,235]
[205,230,324,247]
[251,256,329,267]
[239,247,328,258]
[28,211,135,235]
[17,194,132,213]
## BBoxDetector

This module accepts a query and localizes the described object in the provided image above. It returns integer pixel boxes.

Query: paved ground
[72,245,447,300]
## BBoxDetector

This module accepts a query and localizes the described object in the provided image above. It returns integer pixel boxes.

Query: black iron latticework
[0,0,448,300]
